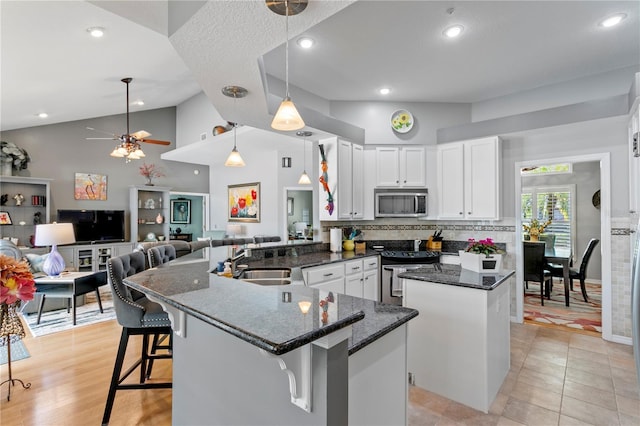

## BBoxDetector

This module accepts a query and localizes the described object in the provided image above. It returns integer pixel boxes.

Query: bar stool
[102,251,172,425]
[147,244,177,268]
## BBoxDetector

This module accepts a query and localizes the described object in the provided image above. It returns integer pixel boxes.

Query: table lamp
[35,223,76,277]
[226,224,243,238]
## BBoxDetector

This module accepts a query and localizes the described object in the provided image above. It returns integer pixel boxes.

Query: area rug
[0,340,30,365]
[524,281,601,334]
[22,292,116,337]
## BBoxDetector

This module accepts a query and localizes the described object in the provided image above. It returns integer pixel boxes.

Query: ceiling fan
[86,77,171,161]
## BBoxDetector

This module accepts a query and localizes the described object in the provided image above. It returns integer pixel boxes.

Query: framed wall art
[74,173,107,200]
[170,199,191,224]
[0,211,12,225]
[228,182,260,222]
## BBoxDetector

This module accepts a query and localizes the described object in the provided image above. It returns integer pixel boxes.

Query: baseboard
[607,334,632,346]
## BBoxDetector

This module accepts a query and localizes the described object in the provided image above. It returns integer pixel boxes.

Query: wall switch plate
[200,132,207,141]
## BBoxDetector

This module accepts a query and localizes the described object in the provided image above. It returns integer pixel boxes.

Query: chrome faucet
[230,248,251,274]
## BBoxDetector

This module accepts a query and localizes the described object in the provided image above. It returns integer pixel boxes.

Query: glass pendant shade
[225,147,245,167]
[271,97,305,131]
[298,171,311,184]
[110,148,124,158]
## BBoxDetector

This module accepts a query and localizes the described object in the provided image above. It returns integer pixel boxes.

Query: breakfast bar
[124,246,418,425]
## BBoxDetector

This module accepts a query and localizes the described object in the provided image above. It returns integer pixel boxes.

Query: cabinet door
[338,140,354,219]
[345,274,363,298]
[375,147,400,186]
[401,146,426,187]
[351,144,364,219]
[312,278,345,294]
[437,142,465,219]
[363,269,379,301]
[630,105,640,214]
[58,246,76,271]
[464,137,500,220]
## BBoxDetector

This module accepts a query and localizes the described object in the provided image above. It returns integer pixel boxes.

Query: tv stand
[58,242,134,273]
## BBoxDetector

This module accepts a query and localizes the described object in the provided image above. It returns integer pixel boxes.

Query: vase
[145,178,154,186]
[529,234,539,242]
[0,159,13,177]
[343,239,355,251]
[459,250,503,273]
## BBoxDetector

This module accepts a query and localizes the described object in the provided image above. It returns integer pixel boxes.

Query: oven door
[381,265,425,305]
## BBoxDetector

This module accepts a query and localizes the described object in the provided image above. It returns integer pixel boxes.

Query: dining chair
[102,251,172,425]
[523,242,552,306]
[549,238,599,303]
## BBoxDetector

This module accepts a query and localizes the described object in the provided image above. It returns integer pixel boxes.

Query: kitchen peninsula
[400,264,514,413]
[124,244,418,425]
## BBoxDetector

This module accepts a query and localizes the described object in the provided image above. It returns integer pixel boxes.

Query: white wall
[176,91,226,148]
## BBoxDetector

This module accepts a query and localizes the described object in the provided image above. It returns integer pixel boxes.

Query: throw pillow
[26,253,49,273]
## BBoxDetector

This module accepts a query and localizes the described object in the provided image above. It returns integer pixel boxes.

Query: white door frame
[283,186,315,242]
[170,191,211,234]
[514,152,612,341]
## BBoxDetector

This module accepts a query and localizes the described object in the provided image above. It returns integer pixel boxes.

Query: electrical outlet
[408,372,415,385]
[200,132,207,141]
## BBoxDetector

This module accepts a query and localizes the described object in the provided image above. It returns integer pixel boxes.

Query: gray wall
[0,107,209,240]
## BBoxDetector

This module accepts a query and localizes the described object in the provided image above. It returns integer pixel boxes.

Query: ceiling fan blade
[131,130,151,139]
[86,137,118,140]
[140,139,171,146]
[86,126,118,137]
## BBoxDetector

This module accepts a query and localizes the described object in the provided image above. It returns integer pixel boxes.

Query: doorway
[169,191,210,241]
[284,187,314,241]
[515,153,611,340]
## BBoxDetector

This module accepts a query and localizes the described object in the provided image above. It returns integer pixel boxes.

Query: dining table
[543,245,573,306]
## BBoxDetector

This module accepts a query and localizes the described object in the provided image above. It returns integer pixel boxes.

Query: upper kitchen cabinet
[437,136,502,220]
[318,137,366,221]
[375,146,426,188]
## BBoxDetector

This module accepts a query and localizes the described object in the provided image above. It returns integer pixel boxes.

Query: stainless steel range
[380,250,441,305]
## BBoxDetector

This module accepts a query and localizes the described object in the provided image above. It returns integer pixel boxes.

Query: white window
[521,185,576,254]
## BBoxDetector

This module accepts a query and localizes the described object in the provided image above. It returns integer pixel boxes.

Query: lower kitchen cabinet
[304,256,379,301]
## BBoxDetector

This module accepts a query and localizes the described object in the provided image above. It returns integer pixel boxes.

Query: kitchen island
[124,246,418,425]
[400,264,514,413]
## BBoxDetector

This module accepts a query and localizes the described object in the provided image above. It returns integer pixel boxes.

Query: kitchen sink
[237,268,292,286]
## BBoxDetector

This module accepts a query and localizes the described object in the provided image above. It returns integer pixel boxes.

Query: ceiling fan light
[271,97,305,131]
[110,148,124,158]
[225,147,245,167]
[298,171,311,185]
[116,146,129,155]
[133,148,145,157]
[127,151,140,160]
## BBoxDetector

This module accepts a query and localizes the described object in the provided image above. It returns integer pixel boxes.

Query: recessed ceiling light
[297,37,314,49]
[600,13,627,28]
[87,27,105,38]
[443,24,464,38]
[37,112,48,118]
[379,88,391,95]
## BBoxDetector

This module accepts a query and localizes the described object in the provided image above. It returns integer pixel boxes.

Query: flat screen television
[57,209,126,244]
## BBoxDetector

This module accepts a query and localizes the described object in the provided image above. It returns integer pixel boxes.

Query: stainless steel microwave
[375,189,428,217]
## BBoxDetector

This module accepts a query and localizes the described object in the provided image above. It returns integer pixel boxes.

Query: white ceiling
[1,1,638,135]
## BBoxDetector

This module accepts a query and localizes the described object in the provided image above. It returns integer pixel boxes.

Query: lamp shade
[35,223,76,247]
[226,224,243,237]
[224,147,245,167]
[271,97,305,131]
[35,223,76,277]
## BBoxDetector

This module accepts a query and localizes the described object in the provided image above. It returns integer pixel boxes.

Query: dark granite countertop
[124,246,418,356]
[398,264,515,290]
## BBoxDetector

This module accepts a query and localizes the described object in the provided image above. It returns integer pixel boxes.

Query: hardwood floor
[0,320,172,425]
[2,318,638,425]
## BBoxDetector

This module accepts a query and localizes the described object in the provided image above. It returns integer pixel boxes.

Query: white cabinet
[304,263,345,294]
[629,96,640,214]
[437,136,501,220]
[0,176,51,247]
[343,256,380,301]
[59,242,134,272]
[319,137,365,221]
[130,185,171,242]
[375,146,426,187]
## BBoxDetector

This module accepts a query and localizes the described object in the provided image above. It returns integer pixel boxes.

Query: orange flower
[0,254,36,304]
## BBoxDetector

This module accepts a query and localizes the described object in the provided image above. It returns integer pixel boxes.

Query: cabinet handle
[396,180,399,184]
[468,212,472,215]
[323,273,334,277]
[352,266,360,270]
[404,180,407,183]
[459,212,463,215]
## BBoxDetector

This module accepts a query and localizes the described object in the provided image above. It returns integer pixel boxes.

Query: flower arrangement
[0,254,36,305]
[523,218,552,237]
[0,140,31,171]
[464,238,504,256]
[139,163,165,185]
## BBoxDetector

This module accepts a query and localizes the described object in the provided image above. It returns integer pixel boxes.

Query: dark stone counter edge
[125,278,366,356]
[348,308,419,356]
[399,269,515,291]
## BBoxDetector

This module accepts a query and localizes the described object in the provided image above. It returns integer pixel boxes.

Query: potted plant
[0,141,31,176]
[522,218,552,241]
[459,238,505,272]
[139,163,165,186]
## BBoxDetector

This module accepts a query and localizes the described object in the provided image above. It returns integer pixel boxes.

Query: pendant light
[222,86,248,167]
[297,130,312,184]
[268,0,307,131]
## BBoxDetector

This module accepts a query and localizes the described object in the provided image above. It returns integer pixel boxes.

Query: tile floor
[408,323,640,425]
